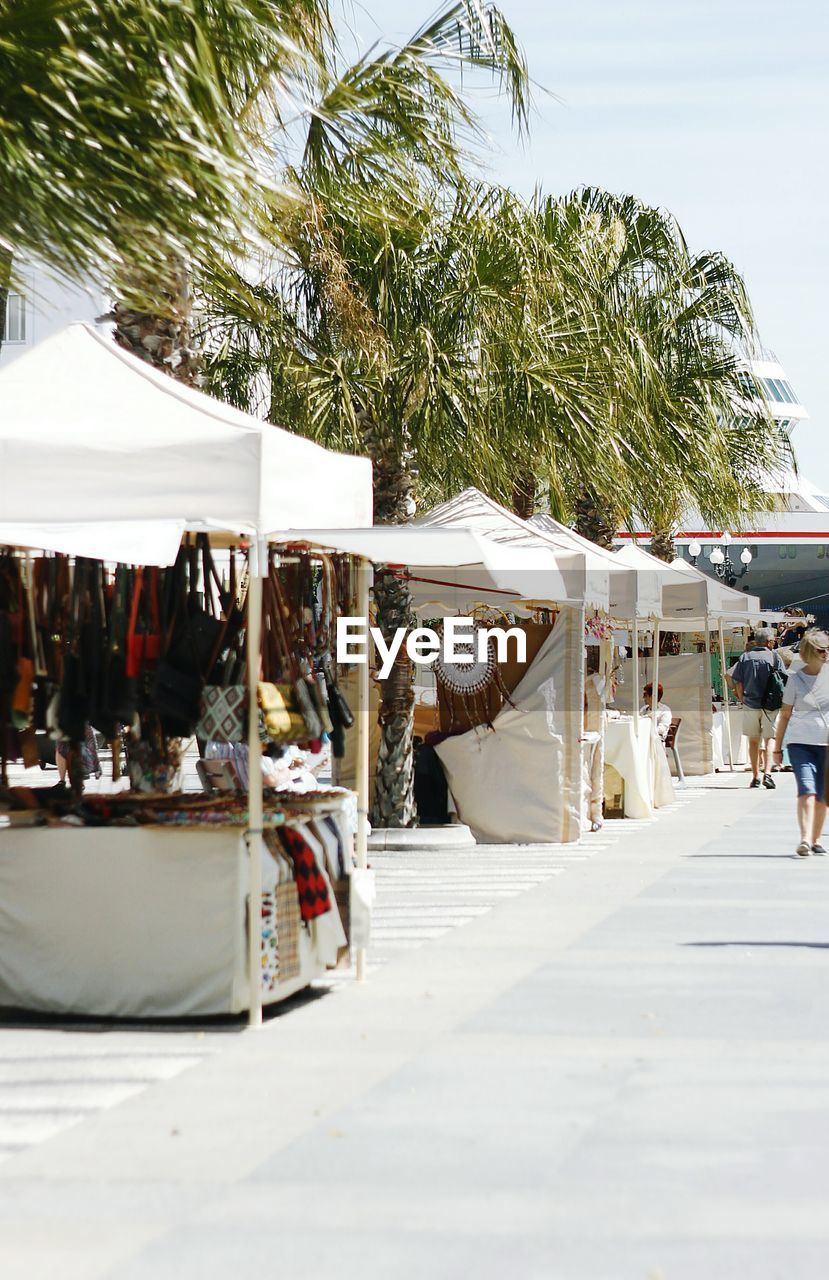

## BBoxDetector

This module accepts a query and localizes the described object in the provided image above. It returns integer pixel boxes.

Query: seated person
[640,681,672,741]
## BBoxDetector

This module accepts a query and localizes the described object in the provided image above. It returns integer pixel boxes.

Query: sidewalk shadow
[0,985,330,1034]
[688,853,801,860]
[685,941,829,950]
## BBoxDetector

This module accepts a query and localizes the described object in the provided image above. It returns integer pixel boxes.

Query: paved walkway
[1,775,828,1279]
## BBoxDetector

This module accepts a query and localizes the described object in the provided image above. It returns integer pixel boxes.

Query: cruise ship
[619,353,829,622]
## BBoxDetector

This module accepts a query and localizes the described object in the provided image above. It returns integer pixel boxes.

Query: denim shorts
[787,743,827,800]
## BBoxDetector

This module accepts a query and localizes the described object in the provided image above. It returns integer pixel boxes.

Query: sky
[357,0,829,486]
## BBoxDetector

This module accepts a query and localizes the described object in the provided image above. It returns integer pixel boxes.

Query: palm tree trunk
[109,261,199,385]
[362,416,418,828]
[0,249,12,359]
[573,489,618,549]
[511,468,536,519]
[370,567,417,827]
[649,525,676,562]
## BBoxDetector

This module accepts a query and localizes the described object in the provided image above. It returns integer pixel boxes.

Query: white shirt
[781,670,829,747]
[640,701,672,741]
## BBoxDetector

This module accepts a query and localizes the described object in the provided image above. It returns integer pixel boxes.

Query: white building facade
[1,260,106,368]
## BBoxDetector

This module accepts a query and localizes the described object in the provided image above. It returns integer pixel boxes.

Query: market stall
[269,520,585,837]
[0,324,373,1022]
[293,495,596,842]
[0,791,354,1018]
[531,515,668,821]
[611,546,776,777]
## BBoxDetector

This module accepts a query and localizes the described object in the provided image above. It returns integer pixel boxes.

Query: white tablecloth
[0,826,330,1018]
[711,708,747,769]
[605,717,675,819]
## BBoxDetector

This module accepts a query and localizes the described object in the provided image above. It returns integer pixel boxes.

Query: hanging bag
[99,564,137,733]
[195,549,247,743]
[151,551,205,737]
[275,561,323,739]
[125,567,161,678]
[10,562,34,729]
[57,560,91,742]
[256,560,311,743]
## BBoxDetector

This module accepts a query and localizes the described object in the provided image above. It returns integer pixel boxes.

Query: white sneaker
[796,841,811,856]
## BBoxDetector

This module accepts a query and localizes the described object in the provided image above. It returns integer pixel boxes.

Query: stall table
[0,797,354,1018]
[604,715,675,819]
[711,706,748,770]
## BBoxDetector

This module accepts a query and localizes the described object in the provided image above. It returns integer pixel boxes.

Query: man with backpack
[732,627,787,789]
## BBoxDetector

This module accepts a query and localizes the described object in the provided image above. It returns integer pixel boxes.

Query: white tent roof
[665,557,765,621]
[614,542,707,619]
[276,525,578,615]
[418,489,610,610]
[527,511,660,618]
[615,543,776,627]
[0,324,373,563]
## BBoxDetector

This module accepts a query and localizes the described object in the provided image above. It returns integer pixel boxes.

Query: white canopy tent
[529,512,660,620]
[0,323,374,1024]
[419,489,611,611]
[0,323,372,565]
[272,524,579,614]
[614,543,773,770]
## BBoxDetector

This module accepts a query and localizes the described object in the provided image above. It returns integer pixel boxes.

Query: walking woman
[771,628,829,856]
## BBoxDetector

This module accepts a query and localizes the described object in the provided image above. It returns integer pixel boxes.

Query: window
[763,378,784,403]
[2,290,26,342]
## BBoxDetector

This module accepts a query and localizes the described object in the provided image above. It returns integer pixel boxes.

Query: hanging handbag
[154,540,238,737]
[257,680,306,743]
[165,537,238,682]
[98,564,137,734]
[151,661,203,738]
[256,562,310,745]
[196,577,247,743]
[126,568,161,678]
[57,560,92,742]
[322,656,354,730]
[267,562,323,739]
[11,656,34,729]
[197,683,246,742]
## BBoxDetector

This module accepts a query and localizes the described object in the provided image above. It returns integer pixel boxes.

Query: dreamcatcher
[434,619,516,731]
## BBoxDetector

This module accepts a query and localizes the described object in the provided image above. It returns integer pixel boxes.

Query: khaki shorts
[742,706,778,741]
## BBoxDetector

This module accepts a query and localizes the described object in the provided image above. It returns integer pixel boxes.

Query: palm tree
[539,189,791,555]
[198,6,533,825]
[0,0,328,354]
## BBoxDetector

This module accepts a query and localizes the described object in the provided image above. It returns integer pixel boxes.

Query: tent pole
[718,617,735,770]
[246,539,265,1028]
[632,617,640,733]
[652,621,660,743]
[355,557,371,983]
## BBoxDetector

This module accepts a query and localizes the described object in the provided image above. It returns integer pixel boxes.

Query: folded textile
[276,824,332,921]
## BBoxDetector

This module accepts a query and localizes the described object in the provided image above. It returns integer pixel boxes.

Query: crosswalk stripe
[320,787,704,986]
[0,1050,212,1166]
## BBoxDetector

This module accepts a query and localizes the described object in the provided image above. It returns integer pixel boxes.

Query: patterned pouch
[197,684,246,742]
[276,880,302,981]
